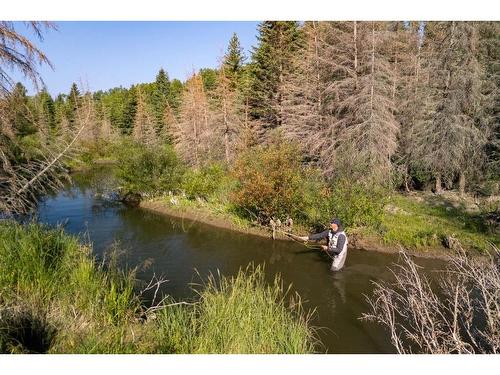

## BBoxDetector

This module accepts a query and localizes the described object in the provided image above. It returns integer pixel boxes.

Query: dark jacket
[308,229,347,256]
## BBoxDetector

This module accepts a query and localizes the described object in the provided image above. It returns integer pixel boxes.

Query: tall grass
[156,265,317,354]
[0,220,141,353]
[0,221,317,353]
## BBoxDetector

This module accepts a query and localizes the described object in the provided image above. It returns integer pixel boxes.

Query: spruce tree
[152,68,171,131]
[39,89,56,131]
[8,82,34,137]
[66,82,80,129]
[223,32,246,90]
[249,21,303,134]
[121,86,138,135]
[169,79,184,114]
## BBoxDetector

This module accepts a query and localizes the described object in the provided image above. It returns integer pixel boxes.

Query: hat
[330,218,341,225]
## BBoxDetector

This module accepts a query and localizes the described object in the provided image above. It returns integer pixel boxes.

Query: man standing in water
[297,218,348,271]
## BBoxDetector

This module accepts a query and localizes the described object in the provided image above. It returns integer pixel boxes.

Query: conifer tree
[121,87,137,135]
[66,82,80,129]
[410,22,487,194]
[169,79,184,113]
[249,21,303,135]
[213,65,243,163]
[7,82,34,137]
[175,73,212,167]
[38,88,56,134]
[223,32,246,90]
[152,68,171,131]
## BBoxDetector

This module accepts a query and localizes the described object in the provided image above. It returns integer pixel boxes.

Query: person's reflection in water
[331,271,347,304]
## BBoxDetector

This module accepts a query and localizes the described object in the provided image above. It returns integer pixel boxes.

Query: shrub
[115,139,184,195]
[327,178,387,229]
[181,163,227,200]
[230,142,308,224]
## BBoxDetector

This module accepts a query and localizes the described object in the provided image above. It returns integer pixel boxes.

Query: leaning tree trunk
[458,172,466,196]
[435,175,443,194]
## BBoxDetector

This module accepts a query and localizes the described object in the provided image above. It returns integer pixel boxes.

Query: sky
[11,21,260,96]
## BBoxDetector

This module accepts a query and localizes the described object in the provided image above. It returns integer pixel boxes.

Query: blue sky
[12,21,260,96]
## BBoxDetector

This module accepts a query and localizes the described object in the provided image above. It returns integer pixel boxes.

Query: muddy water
[37,167,444,353]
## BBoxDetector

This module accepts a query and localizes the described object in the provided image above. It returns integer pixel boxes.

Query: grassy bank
[0,221,316,353]
[143,189,499,256]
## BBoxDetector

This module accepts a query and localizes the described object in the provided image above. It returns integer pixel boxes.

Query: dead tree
[1,90,93,214]
[362,247,500,353]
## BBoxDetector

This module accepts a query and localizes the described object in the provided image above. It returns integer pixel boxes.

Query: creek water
[36,166,444,353]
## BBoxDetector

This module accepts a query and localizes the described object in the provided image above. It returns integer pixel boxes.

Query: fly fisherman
[297,218,348,271]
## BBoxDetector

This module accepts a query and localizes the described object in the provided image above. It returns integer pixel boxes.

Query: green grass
[155,265,317,354]
[378,194,499,253]
[0,221,316,353]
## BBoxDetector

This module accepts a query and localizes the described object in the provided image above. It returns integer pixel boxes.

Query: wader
[328,230,348,271]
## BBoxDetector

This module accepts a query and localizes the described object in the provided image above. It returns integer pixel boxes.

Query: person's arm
[295,230,329,242]
[329,233,346,255]
[308,230,329,241]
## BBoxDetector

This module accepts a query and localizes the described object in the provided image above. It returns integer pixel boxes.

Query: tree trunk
[353,21,358,89]
[435,175,442,194]
[459,172,466,196]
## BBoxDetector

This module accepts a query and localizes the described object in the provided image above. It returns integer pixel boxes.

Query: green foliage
[223,32,246,90]
[250,21,303,124]
[156,265,316,354]
[168,78,184,113]
[115,139,184,195]
[66,82,80,128]
[199,68,218,92]
[181,163,227,200]
[152,68,171,130]
[231,141,310,224]
[328,178,387,229]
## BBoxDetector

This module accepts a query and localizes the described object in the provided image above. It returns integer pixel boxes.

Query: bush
[230,142,309,224]
[181,163,227,200]
[327,178,387,229]
[115,139,184,195]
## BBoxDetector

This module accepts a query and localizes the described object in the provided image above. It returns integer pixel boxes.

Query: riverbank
[140,195,488,260]
[0,221,316,354]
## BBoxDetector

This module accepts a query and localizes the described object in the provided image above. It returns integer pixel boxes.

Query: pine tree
[121,86,137,135]
[282,21,337,171]
[66,82,80,130]
[282,22,400,183]
[223,32,246,90]
[477,22,500,187]
[7,82,34,137]
[38,88,56,136]
[169,79,184,114]
[249,21,303,135]
[152,68,171,132]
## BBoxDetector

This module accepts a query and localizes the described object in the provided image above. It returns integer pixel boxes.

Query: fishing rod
[276,228,336,260]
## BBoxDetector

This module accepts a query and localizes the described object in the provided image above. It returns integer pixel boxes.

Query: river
[36,166,444,353]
